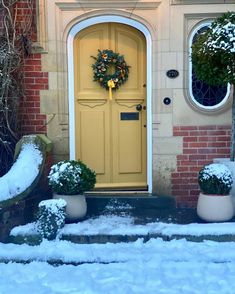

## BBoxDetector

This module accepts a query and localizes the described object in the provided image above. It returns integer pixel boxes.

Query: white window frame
[188,21,230,111]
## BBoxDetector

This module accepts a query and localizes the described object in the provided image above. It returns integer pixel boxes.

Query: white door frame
[67,15,153,193]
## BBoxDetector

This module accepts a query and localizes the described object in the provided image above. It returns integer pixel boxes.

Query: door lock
[136,104,142,111]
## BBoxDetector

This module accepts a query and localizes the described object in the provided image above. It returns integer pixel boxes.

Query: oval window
[189,23,230,110]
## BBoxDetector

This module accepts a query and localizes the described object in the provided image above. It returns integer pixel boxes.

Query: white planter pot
[53,193,87,221]
[213,158,235,213]
[197,193,234,222]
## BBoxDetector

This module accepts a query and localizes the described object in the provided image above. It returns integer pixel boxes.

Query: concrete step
[8,226,235,246]
[85,195,203,224]
[85,194,176,217]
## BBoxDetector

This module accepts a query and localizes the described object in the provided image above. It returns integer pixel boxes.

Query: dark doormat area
[85,194,203,225]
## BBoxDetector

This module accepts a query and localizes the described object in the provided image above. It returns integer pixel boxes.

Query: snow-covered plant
[191,12,235,160]
[36,199,67,240]
[198,163,233,195]
[48,160,96,195]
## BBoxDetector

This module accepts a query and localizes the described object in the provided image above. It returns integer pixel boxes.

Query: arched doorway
[67,16,152,192]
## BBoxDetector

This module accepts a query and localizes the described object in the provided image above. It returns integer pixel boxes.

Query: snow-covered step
[8,215,235,245]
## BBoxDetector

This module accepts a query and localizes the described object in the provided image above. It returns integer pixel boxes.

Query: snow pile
[10,215,235,237]
[0,143,43,202]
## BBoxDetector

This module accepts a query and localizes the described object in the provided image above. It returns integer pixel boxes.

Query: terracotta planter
[53,193,87,221]
[197,192,234,222]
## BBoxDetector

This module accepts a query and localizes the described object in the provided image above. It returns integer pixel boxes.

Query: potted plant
[197,163,234,222]
[48,160,96,221]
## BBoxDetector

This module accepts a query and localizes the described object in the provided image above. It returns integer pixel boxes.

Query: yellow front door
[74,23,147,189]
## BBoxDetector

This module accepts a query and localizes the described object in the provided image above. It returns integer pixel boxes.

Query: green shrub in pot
[48,160,96,195]
[198,163,233,195]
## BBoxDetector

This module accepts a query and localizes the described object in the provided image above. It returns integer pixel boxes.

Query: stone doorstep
[61,233,235,243]
[7,232,235,247]
[85,195,179,222]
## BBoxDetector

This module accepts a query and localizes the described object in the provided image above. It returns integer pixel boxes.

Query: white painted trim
[189,22,230,111]
[67,15,153,193]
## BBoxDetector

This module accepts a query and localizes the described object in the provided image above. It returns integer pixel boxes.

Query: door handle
[136,104,142,111]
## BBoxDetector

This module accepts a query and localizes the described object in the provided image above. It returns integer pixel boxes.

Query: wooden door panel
[76,106,110,184]
[112,24,146,99]
[80,111,105,174]
[74,26,109,99]
[112,102,147,184]
[111,24,147,186]
[118,114,142,174]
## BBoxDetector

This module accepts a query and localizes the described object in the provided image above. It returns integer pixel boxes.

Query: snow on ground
[1,238,235,293]
[1,258,235,294]
[0,143,42,201]
[11,214,235,237]
[5,216,235,293]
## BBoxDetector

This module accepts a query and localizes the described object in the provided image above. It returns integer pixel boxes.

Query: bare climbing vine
[0,0,34,176]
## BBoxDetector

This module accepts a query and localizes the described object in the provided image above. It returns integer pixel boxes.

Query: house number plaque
[166,69,179,79]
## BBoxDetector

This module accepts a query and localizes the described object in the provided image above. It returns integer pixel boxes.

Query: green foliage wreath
[91,49,130,90]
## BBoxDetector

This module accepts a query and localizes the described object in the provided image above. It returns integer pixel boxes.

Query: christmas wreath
[91,49,129,90]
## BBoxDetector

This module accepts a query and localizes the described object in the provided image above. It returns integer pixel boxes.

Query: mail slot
[120,112,139,121]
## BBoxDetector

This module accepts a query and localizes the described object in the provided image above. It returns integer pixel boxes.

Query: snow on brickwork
[172,125,230,208]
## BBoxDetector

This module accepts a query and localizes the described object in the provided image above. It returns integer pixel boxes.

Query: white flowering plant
[198,163,233,195]
[48,160,96,195]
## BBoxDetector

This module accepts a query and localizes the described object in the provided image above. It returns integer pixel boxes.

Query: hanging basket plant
[91,49,130,90]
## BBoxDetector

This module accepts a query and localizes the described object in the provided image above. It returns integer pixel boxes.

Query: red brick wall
[20,54,48,134]
[14,0,37,41]
[172,125,230,208]
[16,0,48,135]
[1,1,48,135]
